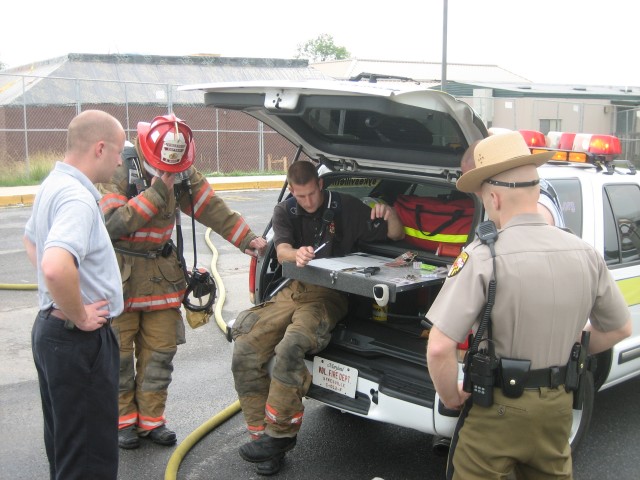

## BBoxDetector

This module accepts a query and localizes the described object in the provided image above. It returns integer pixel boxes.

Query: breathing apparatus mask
[176,203,217,328]
[183,266,217,329]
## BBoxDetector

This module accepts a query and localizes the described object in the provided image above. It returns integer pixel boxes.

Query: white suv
[182,79,640,451]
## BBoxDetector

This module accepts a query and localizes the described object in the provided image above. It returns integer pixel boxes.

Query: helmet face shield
[137,114,195,173]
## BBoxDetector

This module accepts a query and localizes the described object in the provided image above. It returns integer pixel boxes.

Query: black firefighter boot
[256,452,286,476]
[239,434,297,463]
[118,425,140,449]
[146,424,177,446]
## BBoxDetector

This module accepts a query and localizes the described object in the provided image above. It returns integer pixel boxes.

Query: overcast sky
[2,0,637,86]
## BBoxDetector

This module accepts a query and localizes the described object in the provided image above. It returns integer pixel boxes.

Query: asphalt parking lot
[2,188,640,480]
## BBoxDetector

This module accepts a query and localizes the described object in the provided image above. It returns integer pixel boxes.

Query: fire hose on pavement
[0,283,37,290]
[164,227,242,480]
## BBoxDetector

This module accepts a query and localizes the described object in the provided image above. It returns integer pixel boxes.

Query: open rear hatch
[180,80,488,175]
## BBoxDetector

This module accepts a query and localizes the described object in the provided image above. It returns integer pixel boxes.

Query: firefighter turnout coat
[98,159,258,312]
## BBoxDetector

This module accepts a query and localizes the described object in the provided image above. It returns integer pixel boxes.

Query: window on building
[603,184,640,266]
[539,119,562,136]
[615,107,637,135]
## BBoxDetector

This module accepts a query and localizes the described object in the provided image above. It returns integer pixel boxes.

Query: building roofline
[6,53,310,72]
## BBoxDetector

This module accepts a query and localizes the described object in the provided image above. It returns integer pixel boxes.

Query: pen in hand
[313,241,330,254]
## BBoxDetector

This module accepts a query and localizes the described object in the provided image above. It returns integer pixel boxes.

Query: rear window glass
[545,178,582,236]
[300,107,462,150]
[603,183,640,266]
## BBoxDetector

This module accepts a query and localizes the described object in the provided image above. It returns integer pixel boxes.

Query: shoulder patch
[448,251,469,277]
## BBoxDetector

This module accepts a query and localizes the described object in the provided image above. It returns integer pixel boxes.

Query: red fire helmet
[137,114,195,173]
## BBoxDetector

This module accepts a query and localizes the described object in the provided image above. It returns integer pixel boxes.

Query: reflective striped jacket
[97,162,257,312]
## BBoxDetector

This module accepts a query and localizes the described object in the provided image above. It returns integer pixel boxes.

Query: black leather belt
[47,308,113,330]
[49,308,70,321]
[495,365,567,389]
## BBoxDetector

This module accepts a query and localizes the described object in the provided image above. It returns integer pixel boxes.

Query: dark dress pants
[31,310,119,480]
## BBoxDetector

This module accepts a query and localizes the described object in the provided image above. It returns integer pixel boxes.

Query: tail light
[558,132,576,150]
[248,256,257,303]
[541,131,576,150]
[518,130,546,147]
[546,131,562,148]
[456,331,472,362]
[589,135,621,155]
[457,335,470,351]
[573,134,621,155]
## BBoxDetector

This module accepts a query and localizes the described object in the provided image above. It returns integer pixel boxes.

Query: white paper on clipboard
[308,254,389,271]
[307,257,361,271]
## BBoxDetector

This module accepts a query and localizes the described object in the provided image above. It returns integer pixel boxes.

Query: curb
[0,177,286,208]
[0,193,36,208]
[212,178,285,192]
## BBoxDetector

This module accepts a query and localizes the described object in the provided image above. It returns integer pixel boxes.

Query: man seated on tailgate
[230,160,404,475]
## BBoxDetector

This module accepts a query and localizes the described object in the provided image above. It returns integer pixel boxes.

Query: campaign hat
[456,131,553,193]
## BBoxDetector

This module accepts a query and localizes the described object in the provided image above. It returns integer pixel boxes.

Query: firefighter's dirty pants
[231,280,348,438]
[111,309,185,432]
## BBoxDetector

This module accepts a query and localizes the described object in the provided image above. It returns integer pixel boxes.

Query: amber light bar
[531,148,588,163]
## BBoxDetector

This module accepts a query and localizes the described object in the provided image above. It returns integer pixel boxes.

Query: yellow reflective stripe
[403,226,468,244]
[616,277,640,306]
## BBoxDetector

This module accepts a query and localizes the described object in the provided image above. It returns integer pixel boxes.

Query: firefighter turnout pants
[111,309,185,432]
[231,280,348,439]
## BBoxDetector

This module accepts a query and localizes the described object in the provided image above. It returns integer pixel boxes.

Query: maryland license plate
[312,356,358,398]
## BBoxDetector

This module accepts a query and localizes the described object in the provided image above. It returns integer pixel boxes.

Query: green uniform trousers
[448,386,573,480]
[231,280,348,438]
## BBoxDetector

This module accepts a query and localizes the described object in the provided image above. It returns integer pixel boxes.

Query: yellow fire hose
[0,283,37,290]
[164,227,242,480]
[0,228,242,480]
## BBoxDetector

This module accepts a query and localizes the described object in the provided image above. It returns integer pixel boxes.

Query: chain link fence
[1,73,638,180]
[0,74,304,178]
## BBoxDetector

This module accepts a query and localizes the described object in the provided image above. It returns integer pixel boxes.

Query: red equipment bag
[394,194,474,255]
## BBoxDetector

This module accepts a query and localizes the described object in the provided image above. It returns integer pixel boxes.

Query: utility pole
[441,0,448,91]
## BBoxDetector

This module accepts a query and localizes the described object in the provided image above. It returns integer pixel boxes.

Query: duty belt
[495,365,567,389]
[114,243,171,259]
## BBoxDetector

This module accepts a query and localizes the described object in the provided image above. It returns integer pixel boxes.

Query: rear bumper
[303,353,460,437]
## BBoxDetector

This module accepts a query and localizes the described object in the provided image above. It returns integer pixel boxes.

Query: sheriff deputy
[426,132,631,480]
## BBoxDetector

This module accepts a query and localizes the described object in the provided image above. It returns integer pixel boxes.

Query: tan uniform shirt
[427,213,629,369]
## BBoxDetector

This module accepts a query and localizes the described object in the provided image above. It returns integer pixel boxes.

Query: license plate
[312,356,358,398]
